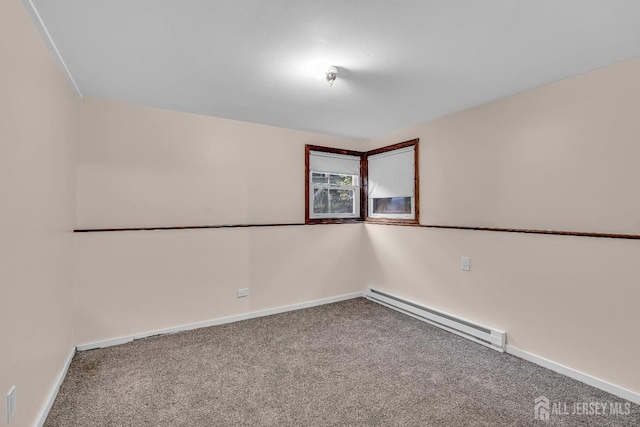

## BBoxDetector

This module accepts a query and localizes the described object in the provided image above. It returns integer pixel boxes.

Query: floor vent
[365,287,506,352]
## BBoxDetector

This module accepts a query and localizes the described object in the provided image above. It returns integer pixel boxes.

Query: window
[366,140,418,223]
[305,146,363,223]
[311,172,358,216]
[305,139,418,224]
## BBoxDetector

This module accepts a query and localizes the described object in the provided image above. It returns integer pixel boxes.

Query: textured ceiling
[29,0,640,139]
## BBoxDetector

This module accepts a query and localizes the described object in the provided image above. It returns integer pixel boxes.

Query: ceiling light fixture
[326,66,338,87]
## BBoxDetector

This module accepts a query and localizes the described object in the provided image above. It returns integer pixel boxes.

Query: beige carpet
[46,298,639,426]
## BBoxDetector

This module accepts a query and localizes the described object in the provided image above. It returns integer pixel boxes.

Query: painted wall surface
[75,98,364,345]
[77,98,364,229]
[364,225,640,393]
[0,1,77,425]
[373,58,640,235]
[74,224,363,346]
[364,57,640,394]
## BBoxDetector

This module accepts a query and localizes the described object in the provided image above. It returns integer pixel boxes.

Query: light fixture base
[326,66,339,87]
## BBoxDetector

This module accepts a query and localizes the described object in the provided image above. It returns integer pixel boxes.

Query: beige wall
[364,225,640,392]
[77,98,364,229]
[372,58,640,235]
[74,224,363,346]
[0,1,78,426]
[74,98,365,346]
[364,57,640,393]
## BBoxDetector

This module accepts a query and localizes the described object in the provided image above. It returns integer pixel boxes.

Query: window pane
[372,197,411,214]
[330,189,354,214]
[311,172,328,184]
[329,174,354,186]
[313,188,328,214]
[307,147,362,221]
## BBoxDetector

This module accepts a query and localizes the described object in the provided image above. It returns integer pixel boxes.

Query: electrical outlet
[237,288,249,298]
[461,257,470,271]
[7,386,16,423]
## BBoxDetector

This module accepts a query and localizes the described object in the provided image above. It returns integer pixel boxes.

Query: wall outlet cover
[461,257,471,271]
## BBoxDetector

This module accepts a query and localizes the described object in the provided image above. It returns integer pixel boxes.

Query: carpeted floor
[45,298,639,426]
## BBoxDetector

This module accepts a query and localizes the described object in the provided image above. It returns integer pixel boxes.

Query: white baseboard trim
[76,336,133,351]
[506,345,640,405]
[77,292,364,352]
[36,346,76,427]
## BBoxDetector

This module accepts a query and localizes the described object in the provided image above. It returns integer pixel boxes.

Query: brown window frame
[365,138,420,225]
[305,139,419,225]
[305,145,366,224]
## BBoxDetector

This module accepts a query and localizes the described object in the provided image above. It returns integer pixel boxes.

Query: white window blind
[367,146,415,199]
[309,151,360,175]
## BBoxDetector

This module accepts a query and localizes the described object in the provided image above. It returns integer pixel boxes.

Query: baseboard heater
[365,287,506,352]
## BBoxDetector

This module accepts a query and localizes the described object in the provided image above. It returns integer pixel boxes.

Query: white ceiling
[30,0,640,139]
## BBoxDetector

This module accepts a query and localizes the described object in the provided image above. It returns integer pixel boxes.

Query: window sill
[364,218,419,226]
[305,218,420,226]
[305,218,365,225]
